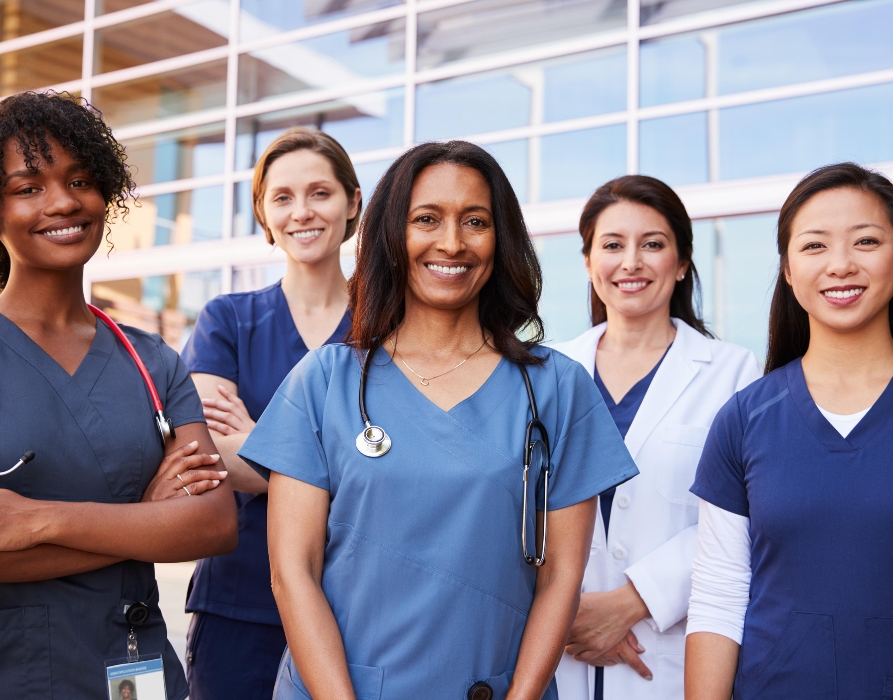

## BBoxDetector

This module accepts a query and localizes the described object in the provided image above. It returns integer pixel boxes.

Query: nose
[290,198,315,223]
[436,218,465,256]
[44,181,81,217]
[825,242,859,278]
[621,243,642,273]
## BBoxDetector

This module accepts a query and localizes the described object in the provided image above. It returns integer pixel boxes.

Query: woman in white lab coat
[553,175,760,700]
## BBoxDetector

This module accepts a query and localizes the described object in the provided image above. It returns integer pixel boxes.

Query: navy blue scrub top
[692,358,893,700]
[181,281,350,626]
[239,344,639,700]
[0,314,205,700]
[593,345,669,534]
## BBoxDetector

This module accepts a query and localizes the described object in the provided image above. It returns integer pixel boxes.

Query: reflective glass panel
[354,158,393,202]
[233,181,262,237]
[0,36,83,95]
[485,139,528,203]
[238,19,405,105]
[641,0,757,26]
[543,48,626,123]
[717,0,893,95]
[540,125,626,202]
[109,185,224,248]
[534,232,590,343]
[92,59,227,128]
[715,214,778,359]
[98,0,158,13]
[639,112,708,186]
[640,35,705,108]
[93,3,227,75]
[239,0,403,39]
[417,0,626,71]
[91,269,222,350]
[0,0,83,39]
[233,262,286,292]
[123,122,225,185]
[691,219,716,331]
[720,82,893,181]
[235,89,404,169]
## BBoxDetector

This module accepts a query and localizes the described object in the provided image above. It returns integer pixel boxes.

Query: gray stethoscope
[355,348,552,566]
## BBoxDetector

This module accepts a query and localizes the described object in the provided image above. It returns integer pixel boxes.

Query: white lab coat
[552,319,761,700]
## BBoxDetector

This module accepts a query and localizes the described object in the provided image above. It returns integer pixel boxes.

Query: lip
[33,219,92,245]
[424,261,473,280]
[820,284,866,307]
[613,277,652,293]
[286,228,324,243]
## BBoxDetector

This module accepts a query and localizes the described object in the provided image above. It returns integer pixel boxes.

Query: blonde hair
[251,127,361,244]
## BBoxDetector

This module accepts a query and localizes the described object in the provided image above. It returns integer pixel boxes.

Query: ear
[783,259,793,286]
[583,253,594,285]
[677,258,691,282]
[347,188,361,221]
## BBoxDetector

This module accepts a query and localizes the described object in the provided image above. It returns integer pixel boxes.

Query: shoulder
[116,324,180,374]
[280,343,357,392]
[527,344,592,391]
[203,282,281,319]
[675,320,761,373]
[550,323,604,365]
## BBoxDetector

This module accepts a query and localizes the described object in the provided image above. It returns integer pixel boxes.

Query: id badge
[106,653,167,700]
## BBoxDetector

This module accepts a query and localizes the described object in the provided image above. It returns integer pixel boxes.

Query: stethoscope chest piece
[356,424,391,458]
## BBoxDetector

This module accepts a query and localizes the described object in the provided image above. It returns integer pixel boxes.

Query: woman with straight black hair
[686,163,893,700]
[554,175,760,700]
[236,140,639,700]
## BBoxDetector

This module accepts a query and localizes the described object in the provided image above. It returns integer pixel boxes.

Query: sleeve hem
[183,363,239,383]
[171,415,208,429]
[690,488,749,518]
[239,454,329,491]
[548,466,639,511]
[625,562,683,633]
[685,621,744,645]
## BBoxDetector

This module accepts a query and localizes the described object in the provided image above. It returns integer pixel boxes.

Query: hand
[592,631,653,680]
[141,441,228,502]
[565,582,649,662]
[0,489,45,551]
[202,385,256,436]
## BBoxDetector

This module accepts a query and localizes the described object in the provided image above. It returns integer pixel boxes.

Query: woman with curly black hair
[0,91,237,699]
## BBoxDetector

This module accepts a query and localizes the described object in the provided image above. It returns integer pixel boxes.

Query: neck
[280,248,348,313]
[396,295,485,354]
[802,310,893,382]
[600,305,675,352]
[0,266,91,329]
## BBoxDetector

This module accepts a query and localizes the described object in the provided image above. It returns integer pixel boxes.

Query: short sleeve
[690,394,749,517]
[158,339,206,428]
[181,296,239,382]
[238,350,330,489]
[546,358,639,510]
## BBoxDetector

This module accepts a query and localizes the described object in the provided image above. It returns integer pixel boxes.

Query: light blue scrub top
[239,343,638,700]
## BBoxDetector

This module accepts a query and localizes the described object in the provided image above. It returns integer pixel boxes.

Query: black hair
[766,162,893,373]
[0,91,136,289]
[348,140,545,364]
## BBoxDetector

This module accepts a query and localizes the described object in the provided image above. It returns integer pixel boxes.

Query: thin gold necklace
[395,332,488,386]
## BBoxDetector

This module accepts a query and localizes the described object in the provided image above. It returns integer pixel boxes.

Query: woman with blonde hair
[182,127,362,699]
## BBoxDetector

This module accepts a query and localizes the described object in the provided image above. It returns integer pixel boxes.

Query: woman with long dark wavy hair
[685,163,893,700]
[237,141,638,700]
[553,176,760,700]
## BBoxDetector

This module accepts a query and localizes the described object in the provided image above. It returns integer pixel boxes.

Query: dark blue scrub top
[181,281,351,626]
[593,345,669,534]
[0,314,204,700]
[692,359,893,700]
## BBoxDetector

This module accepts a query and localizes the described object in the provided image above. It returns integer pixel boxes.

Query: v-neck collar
[0,312,114,394]
[786,358,893,453]
[593,344,671,409]
[272,280,351,353]
[373,345,510,418]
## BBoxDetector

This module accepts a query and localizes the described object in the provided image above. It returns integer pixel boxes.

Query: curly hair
[0,91,136,289]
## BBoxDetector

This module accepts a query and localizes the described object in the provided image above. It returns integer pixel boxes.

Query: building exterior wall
[2,0,891,356]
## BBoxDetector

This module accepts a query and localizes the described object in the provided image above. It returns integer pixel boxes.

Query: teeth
[822,288,865,299]
[426,264,469,275]
[617,281,648,290]
[290,229,323,239]
[41,225,84,237]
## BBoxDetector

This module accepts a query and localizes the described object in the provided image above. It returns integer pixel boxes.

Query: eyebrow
[6,162,88,179]
[409,204,492,215]
[599,229,669,237]
[796,222,886,236]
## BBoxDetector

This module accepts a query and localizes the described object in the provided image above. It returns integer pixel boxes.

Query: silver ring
[182,485,192,496]
[176,473,185,483]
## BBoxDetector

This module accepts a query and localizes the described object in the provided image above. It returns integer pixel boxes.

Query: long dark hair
[765,163,893,373]
[579,175,711,336]
[347,140,545,365]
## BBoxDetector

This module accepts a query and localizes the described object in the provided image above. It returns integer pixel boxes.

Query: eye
[856,237,880,246]
[414,214,436,225]
[801,241,826,251]
[467,216,489,228]
[70,179,91,189]
[14,186,39,195]
[643,239,665,250]
[273,194,290,203]
[603,241,622,250]
[312,190,329,198]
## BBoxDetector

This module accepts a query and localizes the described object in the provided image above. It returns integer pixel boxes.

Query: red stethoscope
[2,304,175,476]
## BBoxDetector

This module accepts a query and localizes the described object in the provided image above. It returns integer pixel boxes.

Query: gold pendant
[420,378,430,386]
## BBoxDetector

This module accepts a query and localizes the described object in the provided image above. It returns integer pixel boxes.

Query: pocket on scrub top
[464,670,512,700]
[739,612,836,700]
[865,617,893,698]
[0,606,52,696]
[283,656,383,700]
[657,425,709,507]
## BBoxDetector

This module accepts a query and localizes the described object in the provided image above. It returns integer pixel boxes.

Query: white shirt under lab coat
[552,319,761,700]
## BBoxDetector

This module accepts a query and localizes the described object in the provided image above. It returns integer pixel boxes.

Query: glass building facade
[6,0,890,355]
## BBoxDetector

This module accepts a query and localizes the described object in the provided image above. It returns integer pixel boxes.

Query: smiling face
[261,149,360,266]
[0,136,107,278]
[785,187,893,334]
[404,162,496,313]
[586,200,688,322]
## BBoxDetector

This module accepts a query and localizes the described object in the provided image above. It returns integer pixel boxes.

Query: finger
[158,441,199,476]
[588,652,621,667]
[626,630,645,654]
[201,397,233,412]
[167,453,221,478]
[178,478,222,496]
[618,642,653,680]
[204,411,243,432]
[206,419,236,436]
[178,469,228,486]
[217,385,240,402]
[572,650,602,664]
